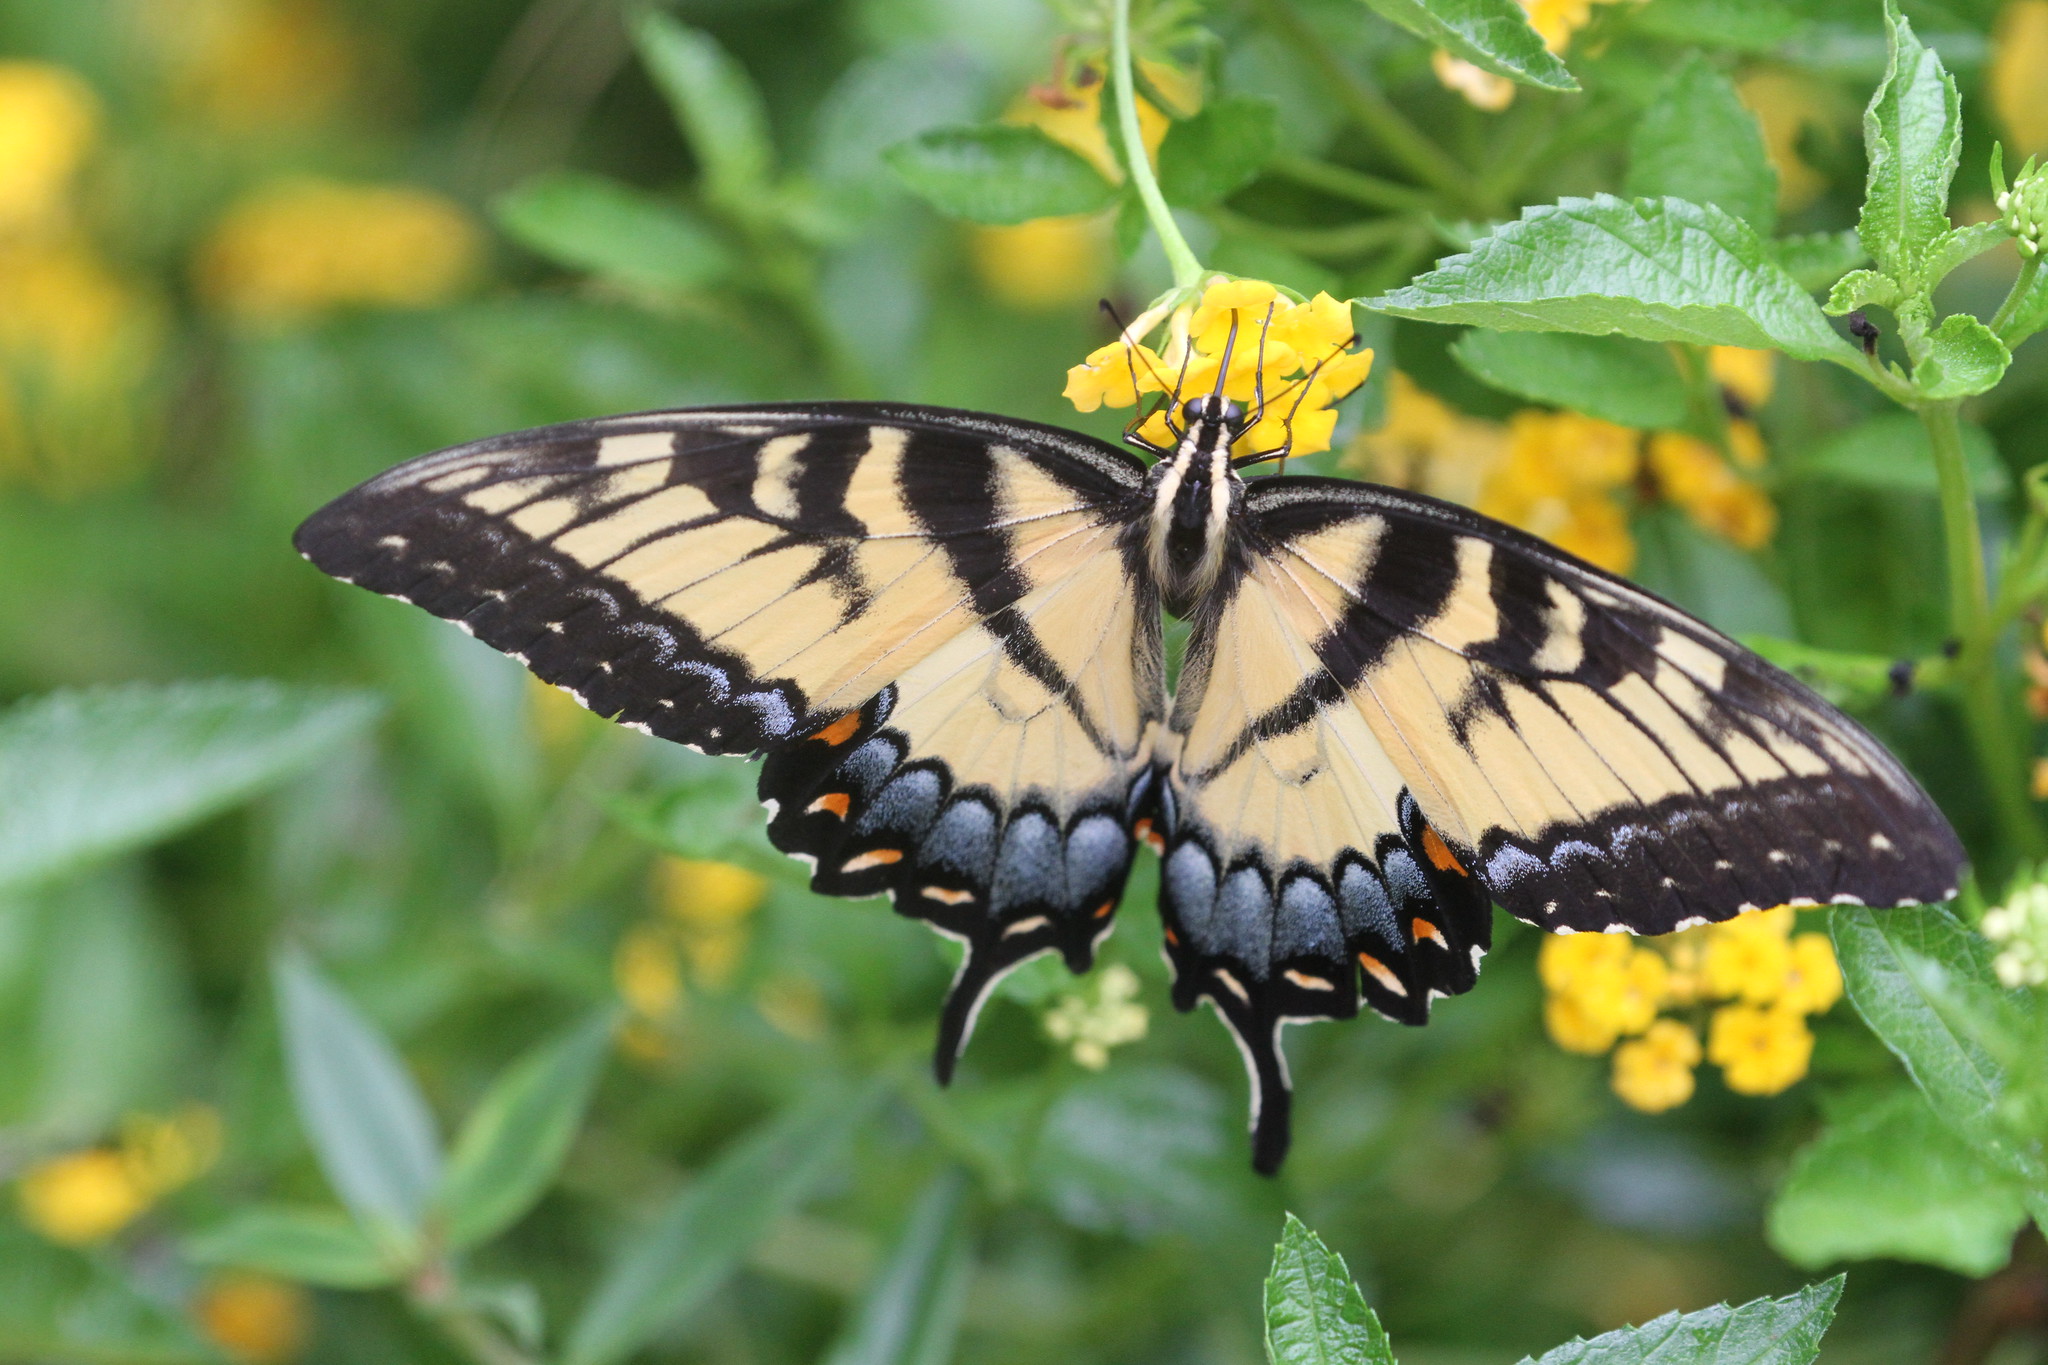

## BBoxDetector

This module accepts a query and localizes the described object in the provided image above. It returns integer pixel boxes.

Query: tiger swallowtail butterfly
[295,394,1963,1172]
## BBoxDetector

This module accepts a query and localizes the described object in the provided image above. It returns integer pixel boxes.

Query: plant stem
[1253,0,1480,208]
[1922,398,2046,860]
[1991,253,2044,345]
[1110,0,1203,289]
[1206,207,1416,259]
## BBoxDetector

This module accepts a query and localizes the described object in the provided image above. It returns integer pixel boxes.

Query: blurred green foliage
[3,0,2048,1363]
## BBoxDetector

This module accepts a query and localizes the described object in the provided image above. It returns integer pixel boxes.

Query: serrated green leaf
[1832,907,2048,1195]
[632,13,774,205]
[821,1168,973,1365]
[564,1079,881,1365]
[1362,195,1861,365]
[1921,221,2012,287]
[1773,230,1868,292]
[1824,269,1900,316]
[1769,1087,2028,1276]
[1789,412,2008,497]
[1355,0,1577,92]
[1519,1280,1842,1365]
[1918,313,2010,398]
[1859,2,1960,282]
[1158,95,1278,207]
[1264,1214,1394,1365]
[185,1206,403,1289]
[2006,259,2048,343]
[274,949,441,1254]
[1625,54,1776,235]
[885,125,1118,225]
[435,1011,613,1250]
[1451,331,1690,430]
[0,682,378,894]
[493,172,730,295]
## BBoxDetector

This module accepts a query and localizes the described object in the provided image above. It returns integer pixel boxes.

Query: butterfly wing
[294,403,1165,1068]
[1160,475,1963,1171]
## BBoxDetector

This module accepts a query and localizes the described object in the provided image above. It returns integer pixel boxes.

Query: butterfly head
[1180,393,1246,434]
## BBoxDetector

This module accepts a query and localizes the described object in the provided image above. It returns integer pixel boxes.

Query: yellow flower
[656,857,766,986]
[0,62,98,236]
[1993,2,2048,155]
[196,178,480,324]
[1344,372,1509,508]
[971,214,1111,310]
[1780,932,1843,1014]
[1042,962,1149,1069]
[614,924,683,1019]
[1431,53,1514,112]
[1611,1018,1701,1113]
[1738,70,1835,213]
[1709,347,1775,410]
[1068,278,1372,460]
[1538,929,1633,991]
[1708,1002,1814,1094]
[1647,432,1776,550]
[1545,988,1622,1054]
[195,1273,310,1364]
[1661,931,1706,1005]
[1702,905,1796,1003]
[1478,411,1641,573]
[18,1149,150,1245]
[156,0,357,133]
[1007,57,1176,183]
[122,1105,223,1198]
[1537,934,1663,1050]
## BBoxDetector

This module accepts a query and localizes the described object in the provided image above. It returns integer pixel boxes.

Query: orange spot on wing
[1357,951,1407,996]
[807,792,850,817]
[1133,818,1165,854]
[1093,900,1115,918]
[1421,826,1467,875]
[840,848,903,873]
[1411,917,1447,947]
[811,712,862,746]
[1164,927,1179,946]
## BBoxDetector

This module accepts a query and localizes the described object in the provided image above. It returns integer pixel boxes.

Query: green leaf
[885,125,1118,225]
[0,682,378,894]
[1788,412,2008,497]
[1917,314,2011,398]
[1264,1214,1395,1365]
[1519,1279,1842,1365]
[1858,1,1960,283]
[1921,221,2012,289]
[564,1080,881,1365]
[1451,331,1691,430]
[185,1206,403,1290]
[2007,260,2048,342]
[273,948,442,1253]
[820,1168,973,1365]
[1832,907,2048,1193]
[632,13,774,205]
[1158,96,1279,207]
[1361,195,1862,366]
[1625,54,1776,235]
[1824,269,1900,316]
[1354,0,1578,93]
[435,1011,614,1249]
[1773,231,1869,293]
[1624,0,1813,53]
[493,172,730,295]
[1769,1088,2029,1276]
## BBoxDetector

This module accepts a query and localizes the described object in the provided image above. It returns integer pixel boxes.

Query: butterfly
[295,388,1964,1172]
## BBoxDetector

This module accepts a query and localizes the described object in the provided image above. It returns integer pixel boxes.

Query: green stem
[1110,0,1202,289]
[411,1266,541,1365]
[1991,252,2044,345]
[1266,155,1432,212]
[1922,399,2045,860]
[1253,0,1480,208]
[1206,207,1416,259]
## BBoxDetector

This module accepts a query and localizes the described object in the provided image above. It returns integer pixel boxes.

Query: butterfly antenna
[1231,332,1360,476]
[1211,310,1242,402]
[1246,303,1277,435]
[1099,298,1182,443]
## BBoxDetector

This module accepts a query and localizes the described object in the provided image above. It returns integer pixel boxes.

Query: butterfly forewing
[295,404,1166,1068]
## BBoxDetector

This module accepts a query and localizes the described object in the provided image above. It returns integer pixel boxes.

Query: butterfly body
[296,400,1964,1172]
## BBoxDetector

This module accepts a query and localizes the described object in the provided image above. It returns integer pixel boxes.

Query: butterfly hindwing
[296,403,1166,1068]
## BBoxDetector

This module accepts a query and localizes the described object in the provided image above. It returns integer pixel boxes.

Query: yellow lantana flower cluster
[195,1273,311,1365]
[1042,961,1150,1069]
[15,1105,222,1245]
[1064,277,1373,460]
[1539,907,1842,1113]
[1982,874,2048,989]
[1433,0,1636,111]
[1348,349,1777,575]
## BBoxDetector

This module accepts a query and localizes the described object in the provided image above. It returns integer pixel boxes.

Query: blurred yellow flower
[18,1149,150,1245]
[1780,933,1844,1014]
[196,178,481,324]
[1538,930,1632,992]
[1479,410,1640,573]
[1545,988,1623,1054]
[657,856,766,985]
[1647,432,1776,550]
[1708,1002,1814,1095]
[1068,277,1371,461]
[1738,70,1835,213]
[1010,56,1182,183]
[1346,372,1509,508]
[1433,0,1630,109]
[195,1273,310,1364]
[614,924,684,1020]
[1702,909,1795,1003]
[153,0,357,133]
[14,1105,219,1245]
[1539,934,1666,1052]
[0,62,98,237]
[1709,347,1775,411]
[971,214,1111,310]
[1993,2,2048,155]
[1042,962,1149,1069]
[527,674,594,757]
[1611,1018,1701,1113]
